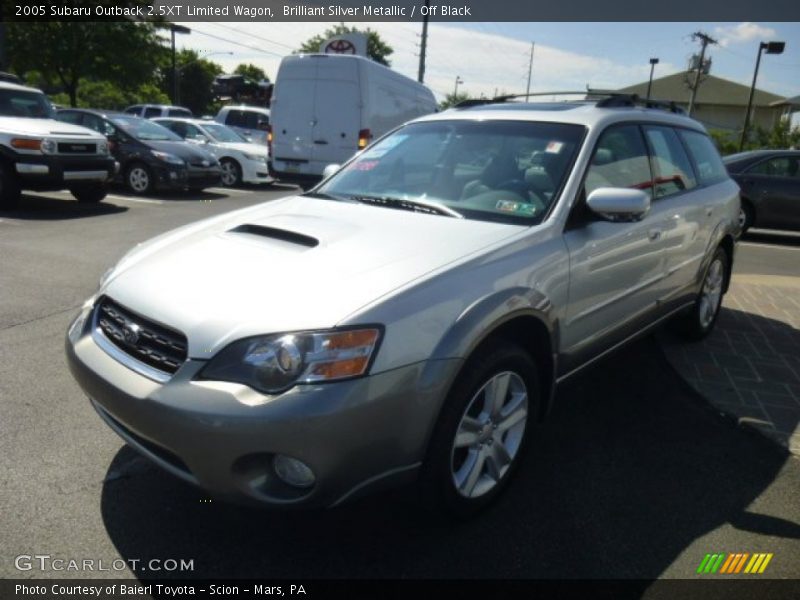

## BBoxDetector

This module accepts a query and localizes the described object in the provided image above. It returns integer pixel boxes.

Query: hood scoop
[228,224,319,248]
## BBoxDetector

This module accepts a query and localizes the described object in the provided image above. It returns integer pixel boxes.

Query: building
[617,72,788,134]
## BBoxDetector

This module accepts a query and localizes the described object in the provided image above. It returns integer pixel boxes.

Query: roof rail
[453,89,686,114]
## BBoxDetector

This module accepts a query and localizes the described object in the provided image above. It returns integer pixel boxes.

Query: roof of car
[723,149,800,166]
[57,108,129,118]
[218,105,269,113]
[0,80,47,94]
[420,99,707,132]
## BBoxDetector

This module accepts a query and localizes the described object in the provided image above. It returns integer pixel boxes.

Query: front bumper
[186,165,222,189]
[241,157,271,184]
[66,308,459,508]
[13,154,117,190]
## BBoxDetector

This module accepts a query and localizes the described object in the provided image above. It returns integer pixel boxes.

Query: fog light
[272,455,315,488]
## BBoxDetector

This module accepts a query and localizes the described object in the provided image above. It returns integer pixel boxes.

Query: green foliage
[234,63,269,82]
[297,24,393,67]
[162,49,224,116]
[7,22,167,107]
[439,92,471,110]
[711,119,800,156]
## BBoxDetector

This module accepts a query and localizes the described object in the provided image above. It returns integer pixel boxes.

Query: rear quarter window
[679,130,728,185]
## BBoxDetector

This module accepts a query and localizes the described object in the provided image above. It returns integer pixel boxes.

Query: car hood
[0,116,103,138]
[103,195,525,357]
[145,140,215,161]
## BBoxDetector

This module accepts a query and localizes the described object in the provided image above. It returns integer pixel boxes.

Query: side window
[585,124,653,197]
[143,107,161,119]
[56,111,83,125]
[184,123,204,140]
[746,156,799,178]
[643,125,697,198]
[225,110,245,127]
[679,130,728,185]
[81,114,115,137]
[124,106,140,115]
[165,121,187,138]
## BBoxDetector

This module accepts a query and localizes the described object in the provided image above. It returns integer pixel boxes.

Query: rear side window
[125,106,141,115]
[585,124,653,197]
[143,107,161,118]
[643,126,697,198]
[225,110,267,129]
[746,156,800,178]
[679,130,728,185]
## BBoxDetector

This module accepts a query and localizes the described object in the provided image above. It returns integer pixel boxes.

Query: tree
[164,50,224,116]
[7,22,166,107]
[297,24,393,66]
[234,63,269,82]
[439,92,471,110]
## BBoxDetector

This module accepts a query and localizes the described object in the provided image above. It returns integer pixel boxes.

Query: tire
[673,247,728,341]
[738,201,754,233]
[418,341,539,517]
[125,163,153,195]
[0,162,22,209]
[220,158,242,187]
[70,184,107,204]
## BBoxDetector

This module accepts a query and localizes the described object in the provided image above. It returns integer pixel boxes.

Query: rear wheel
[220,158,242,187]
[70,184,107,203]
[418,341,538,517]
[126,163,153,195]
[674,247,728,341]
[0,163,21,209]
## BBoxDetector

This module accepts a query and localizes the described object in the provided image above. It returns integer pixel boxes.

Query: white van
[269,54,437,184]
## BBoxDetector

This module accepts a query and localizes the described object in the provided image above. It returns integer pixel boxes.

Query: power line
[188,27,286,58]
[207,23,296,52]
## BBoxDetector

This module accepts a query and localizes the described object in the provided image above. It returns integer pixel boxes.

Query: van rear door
[312,79,360,165]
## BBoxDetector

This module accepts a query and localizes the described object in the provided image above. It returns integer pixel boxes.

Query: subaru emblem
[122,321,141,345]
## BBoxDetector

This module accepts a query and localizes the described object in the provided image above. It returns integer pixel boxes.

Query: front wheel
[220,159,242,187]
[0,163,22,209]
[126,163,153,195]
[418,341,539,517]
[738,202,754,233]
[70,184,108,203]
[673,247,728,341]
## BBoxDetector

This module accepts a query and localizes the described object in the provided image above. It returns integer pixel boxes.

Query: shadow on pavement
[1,194,128,220]
[100,336,794,580]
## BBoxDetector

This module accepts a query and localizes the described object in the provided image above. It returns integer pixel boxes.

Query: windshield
[110,116,182,141]
[318,120,585,225]
[0,88,54,119]
[202,123,248,143]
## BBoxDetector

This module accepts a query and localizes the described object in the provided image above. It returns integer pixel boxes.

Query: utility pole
[525,42,535,99]
[417,0,430,83]
[169,25,191,105]
[687,31,717,117]
[646,58,659,101]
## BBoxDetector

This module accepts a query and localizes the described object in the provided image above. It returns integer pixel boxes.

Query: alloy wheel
[128,167,150,193]
[699,258,724,329]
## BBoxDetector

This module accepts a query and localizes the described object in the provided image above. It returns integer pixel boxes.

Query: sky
[173,21,800,101]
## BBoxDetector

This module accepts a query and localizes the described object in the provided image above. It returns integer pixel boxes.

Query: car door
[741,155,800,230]
[561,124,664,370]
[641,124,707,305]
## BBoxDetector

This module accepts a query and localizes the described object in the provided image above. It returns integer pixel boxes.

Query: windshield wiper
[349,195,463,218]
[302,191,353,202]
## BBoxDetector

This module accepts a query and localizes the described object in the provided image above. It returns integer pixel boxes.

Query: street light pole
[740,40,785,151]
[646,58,659,101]
[169,25,191,105]
[453,75,464,98]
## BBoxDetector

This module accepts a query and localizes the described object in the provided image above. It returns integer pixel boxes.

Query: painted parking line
[204,187,254,195]
[106,195,164,205]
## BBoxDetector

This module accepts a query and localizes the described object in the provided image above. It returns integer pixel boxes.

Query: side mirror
[586,188,651,222]
[322,164,341,180]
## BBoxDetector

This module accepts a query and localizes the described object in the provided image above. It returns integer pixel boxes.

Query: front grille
[95,297,187,375]
[58,142,97,154]
[189,161,214,168]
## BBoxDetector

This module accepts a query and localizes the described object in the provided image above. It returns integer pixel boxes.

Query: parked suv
[66,96,739,514]
[124,104,193,119]
[0,81,116,208]
[215,105,269,146]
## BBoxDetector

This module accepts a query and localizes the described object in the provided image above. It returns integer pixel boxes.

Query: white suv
[67,95,739,514]
[0,81,116,208]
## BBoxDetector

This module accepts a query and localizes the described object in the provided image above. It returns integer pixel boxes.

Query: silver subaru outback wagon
[66,96,739,515]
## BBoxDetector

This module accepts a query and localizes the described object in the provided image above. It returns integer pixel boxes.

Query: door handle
[706,207,714,216]
[648,228,663,241]
[313,140,328,145]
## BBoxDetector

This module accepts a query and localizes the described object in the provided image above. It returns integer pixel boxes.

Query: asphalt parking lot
[1,187,799,581]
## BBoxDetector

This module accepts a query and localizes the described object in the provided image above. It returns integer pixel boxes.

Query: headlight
[97,140,109,155]
[151,150,184,165]
[199,327,383,394]
[242,152,264,161]
[40,138,57,154]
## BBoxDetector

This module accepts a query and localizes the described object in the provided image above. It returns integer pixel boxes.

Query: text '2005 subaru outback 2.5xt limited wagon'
[67,94,740,515]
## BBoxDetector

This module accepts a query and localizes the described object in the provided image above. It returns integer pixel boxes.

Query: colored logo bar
[697,553,773,574]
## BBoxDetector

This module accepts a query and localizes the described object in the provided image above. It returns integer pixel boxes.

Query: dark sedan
[56,109,222,194]
[723,149,800,232]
